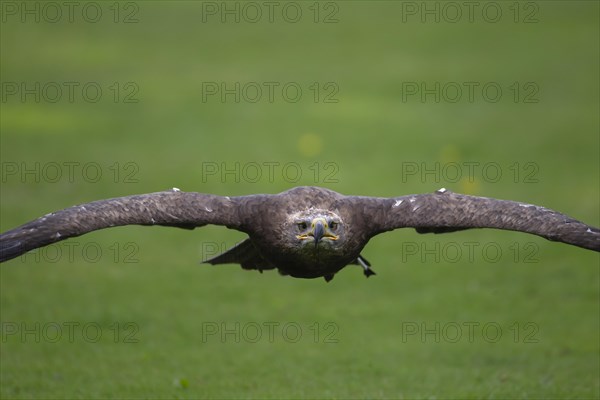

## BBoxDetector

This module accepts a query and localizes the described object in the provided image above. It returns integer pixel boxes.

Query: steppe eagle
[1,186,598,281]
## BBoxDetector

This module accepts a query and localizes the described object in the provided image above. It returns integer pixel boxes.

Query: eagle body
[1,186,598,281]
[208,187,372,280]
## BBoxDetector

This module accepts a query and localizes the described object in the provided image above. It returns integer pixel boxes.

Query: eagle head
[282,209,348,263]
[249,207,358,279]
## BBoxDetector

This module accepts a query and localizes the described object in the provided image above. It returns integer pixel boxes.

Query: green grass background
[1,1,598,398]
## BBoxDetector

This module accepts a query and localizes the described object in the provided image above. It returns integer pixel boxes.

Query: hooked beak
[313,220,325,248]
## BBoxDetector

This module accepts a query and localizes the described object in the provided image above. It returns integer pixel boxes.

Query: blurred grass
[1,1,599,399]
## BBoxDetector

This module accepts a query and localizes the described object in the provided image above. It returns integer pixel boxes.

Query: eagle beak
[313,220,325,248]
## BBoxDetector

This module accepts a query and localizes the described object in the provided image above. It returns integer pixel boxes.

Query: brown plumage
[1,186,598,281]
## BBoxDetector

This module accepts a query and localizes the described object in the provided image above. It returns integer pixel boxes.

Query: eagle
[1,186,598,281]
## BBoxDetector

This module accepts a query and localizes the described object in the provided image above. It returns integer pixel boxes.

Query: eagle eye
[329,221,338,230]
[297,222,308,230]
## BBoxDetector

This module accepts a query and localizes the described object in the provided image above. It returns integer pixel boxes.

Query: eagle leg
[354,255,376,278]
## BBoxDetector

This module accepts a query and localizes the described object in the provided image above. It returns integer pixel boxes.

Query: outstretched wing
[0,190,249,262]
[342,189,600,252]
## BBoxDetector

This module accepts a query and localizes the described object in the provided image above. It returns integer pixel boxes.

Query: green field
[1,1,598,398]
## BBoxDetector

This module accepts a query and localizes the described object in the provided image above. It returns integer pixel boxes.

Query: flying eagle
[0,186,598,281]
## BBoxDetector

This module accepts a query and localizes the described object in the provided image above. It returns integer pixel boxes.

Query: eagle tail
[202,239,274,272]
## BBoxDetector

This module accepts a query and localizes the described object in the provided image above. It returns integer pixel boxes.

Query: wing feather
[343,190,600,252]
[0,190,247,262]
